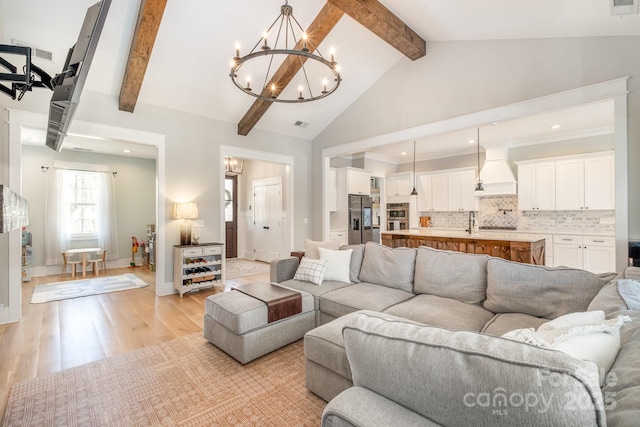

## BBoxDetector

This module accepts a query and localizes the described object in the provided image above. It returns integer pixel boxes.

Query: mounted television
[46,0,111,152]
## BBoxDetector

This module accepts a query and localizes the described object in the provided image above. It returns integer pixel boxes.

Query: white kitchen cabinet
[555,154,614,211]
[347,168,371,196]
[553,234,615,274]
[416,173,448,212]
[327,167,337,212]
[329,229,347,246]
[385,172,413,197]
[447,168,476,211]
[517,161,556,210]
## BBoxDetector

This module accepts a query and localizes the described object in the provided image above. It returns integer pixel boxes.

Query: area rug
[225,258,270,279]
[2,334,324,426]
[30,273,148,304]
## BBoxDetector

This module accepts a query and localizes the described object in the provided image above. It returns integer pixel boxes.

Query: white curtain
[96,172,119,260]
[44,169,71,265]
[44,168,120,265]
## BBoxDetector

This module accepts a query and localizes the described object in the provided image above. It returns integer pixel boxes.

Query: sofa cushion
[481,313,549,336]
[358,242,416,292]
[484,258,608,319]
[340,244,364,283]
[320,283,414,319]
[342,312,605,427]
[280,279,352,311]
[413,246,489,304]
[383,294,494,332]
[304,239,339,259]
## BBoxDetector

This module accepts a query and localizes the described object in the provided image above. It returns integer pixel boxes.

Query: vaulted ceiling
[3,0,640,146]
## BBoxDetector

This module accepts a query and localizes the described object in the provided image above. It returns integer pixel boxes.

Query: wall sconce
[224,156,244,175]
[173,202,199,245]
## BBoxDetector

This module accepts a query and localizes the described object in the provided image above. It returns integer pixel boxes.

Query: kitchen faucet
[468,211,476,234]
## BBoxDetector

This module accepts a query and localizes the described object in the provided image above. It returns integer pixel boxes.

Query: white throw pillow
[617,279,640,310]
[304,239,339,259]
[318,247,353,283]
[503,311,630,386]
[294,257,328,286]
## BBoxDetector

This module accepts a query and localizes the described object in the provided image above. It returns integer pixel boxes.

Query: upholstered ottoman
[203,282,315,364]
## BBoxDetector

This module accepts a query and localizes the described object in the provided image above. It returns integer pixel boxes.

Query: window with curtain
[44,165,120,265]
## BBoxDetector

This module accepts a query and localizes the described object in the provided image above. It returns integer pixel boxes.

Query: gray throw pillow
[358,242,416,292]
[340,244,365,283]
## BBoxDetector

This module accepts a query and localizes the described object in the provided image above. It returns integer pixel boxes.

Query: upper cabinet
[346,168,371,196]
[417,173,448,211]
[385,172,413,198]
[555,154,614,211]
[517,161,556,210]
[447,169,477,211]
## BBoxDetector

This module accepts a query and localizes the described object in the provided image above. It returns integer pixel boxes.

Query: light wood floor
[0,265,270,418]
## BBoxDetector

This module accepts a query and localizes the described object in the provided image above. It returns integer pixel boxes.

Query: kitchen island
[382,229,546,265]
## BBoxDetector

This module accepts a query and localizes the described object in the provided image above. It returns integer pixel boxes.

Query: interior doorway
[224,174,238,259]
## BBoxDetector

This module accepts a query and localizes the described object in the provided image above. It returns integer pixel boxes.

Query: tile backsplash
[420,195,615,234]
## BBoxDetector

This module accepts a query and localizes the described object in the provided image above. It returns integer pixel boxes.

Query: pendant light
[410,140,418,196]
[474,128,485,193]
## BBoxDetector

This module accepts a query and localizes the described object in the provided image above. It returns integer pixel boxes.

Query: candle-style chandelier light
[230,1,341,103]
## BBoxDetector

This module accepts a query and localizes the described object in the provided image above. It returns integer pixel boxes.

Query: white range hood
[477,145,517,196]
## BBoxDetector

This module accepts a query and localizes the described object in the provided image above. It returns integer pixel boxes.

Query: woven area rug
[2,334,324,426]
[30,273,148,304]
[225,258,270,279]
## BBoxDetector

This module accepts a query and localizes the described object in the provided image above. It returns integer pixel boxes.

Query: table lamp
[173,202,198,245]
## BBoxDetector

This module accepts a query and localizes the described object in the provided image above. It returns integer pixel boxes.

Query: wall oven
[387,202,409,230]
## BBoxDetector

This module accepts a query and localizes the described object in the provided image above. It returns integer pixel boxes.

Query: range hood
[477,145,517,196]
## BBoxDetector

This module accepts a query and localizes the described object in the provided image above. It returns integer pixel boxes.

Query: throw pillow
[503,311,631,386]
[617,279,640,310]
[303,239,339,259]
[318,247,353,283]
[294,257,328,286]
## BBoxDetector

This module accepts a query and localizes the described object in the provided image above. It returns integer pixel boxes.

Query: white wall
[21,145,156,271]
[0,89,313,314]
[313,37,640,240]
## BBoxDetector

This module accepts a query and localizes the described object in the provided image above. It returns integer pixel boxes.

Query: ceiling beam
[327,0,426,60]
[119,0,168,113]
[237,2,344,136]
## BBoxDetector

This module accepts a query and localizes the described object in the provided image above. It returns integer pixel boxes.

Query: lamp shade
[173,202,198,220]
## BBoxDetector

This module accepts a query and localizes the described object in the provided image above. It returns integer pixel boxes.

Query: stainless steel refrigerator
[348,195,374,245]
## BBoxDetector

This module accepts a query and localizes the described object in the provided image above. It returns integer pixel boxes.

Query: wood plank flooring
[0,265,270,418]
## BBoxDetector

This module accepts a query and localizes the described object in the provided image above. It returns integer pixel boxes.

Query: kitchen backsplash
[420,195,615,234]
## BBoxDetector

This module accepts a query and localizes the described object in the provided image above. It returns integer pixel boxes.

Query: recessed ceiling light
[468,139,475,144]
[401,151,407,156]
[550,124,561,129]
[123,149,131,153]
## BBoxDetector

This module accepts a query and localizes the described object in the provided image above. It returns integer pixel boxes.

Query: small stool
[203,282,315,364]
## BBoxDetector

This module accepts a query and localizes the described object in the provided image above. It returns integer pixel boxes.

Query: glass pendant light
[410,140,418,196]
[475,128,485,193]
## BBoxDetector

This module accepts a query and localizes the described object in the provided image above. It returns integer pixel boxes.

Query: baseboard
[29,258,148,278]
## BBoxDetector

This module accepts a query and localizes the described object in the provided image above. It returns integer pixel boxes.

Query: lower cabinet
[329,230,347,247]
[174,243,225,297]
[553,235,615,274]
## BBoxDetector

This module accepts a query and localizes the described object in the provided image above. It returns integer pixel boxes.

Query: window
[64,170,99,235]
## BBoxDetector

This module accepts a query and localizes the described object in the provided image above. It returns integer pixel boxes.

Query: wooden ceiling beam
[119,0,168,113]
[327,0,426,60]
[237,2,344,136]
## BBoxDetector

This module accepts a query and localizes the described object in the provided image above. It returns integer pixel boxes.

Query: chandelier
[230,1,341,103]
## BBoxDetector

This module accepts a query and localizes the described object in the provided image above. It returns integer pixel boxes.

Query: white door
[254,182,282,262]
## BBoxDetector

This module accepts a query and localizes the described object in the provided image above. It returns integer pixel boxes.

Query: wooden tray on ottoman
[232,282,302,323]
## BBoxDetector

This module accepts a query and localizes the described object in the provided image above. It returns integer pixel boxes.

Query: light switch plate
[193,219,205,228]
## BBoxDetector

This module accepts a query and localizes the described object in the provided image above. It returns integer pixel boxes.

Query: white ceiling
[2,0,638,158]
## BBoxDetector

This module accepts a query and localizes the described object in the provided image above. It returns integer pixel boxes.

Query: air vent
[610,0,639,15]
[73,147,93,152]
[11,39,54,62]
[293,120,309,128]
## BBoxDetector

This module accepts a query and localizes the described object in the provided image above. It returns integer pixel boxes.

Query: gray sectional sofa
[270,242,640,426]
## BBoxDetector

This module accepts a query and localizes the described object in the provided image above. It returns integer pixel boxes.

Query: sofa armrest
[270,256,299,283]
